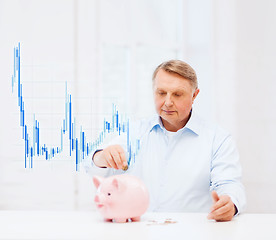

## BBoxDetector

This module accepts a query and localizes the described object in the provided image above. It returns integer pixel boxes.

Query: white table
[0,211,275,240]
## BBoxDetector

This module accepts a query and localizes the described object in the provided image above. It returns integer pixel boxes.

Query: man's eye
[159,92,166,95]
[174,93,182,97]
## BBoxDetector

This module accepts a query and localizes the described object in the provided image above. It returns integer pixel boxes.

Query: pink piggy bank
[93,174,149,223]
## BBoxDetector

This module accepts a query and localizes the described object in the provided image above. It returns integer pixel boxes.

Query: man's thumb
[211,191,219,203]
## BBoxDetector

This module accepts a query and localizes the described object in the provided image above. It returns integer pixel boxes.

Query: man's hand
[93,145,128,170]
[207,191,236,222]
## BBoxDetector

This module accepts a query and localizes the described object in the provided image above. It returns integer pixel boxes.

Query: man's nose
[165,95,173,107]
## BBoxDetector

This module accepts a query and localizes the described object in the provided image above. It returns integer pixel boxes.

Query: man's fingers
[105,161,112,168]
[112,145,128,170]
[210,195,229,212]
[109,149,123,169]
[101,145,128,170]
[117,149,128,169]
[208,207,234,221]
[102,153,113,168]
[113,149,128,170]
[210,201,232,216]
[105,152,118,169]
[93,145,128,169]
[211,191,219,203]
[111,146,128,170]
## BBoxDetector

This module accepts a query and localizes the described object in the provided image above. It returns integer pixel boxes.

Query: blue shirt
[84,111,246,213]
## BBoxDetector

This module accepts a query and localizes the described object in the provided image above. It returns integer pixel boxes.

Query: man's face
[153,69,199,132]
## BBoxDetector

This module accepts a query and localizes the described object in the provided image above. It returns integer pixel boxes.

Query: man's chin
[160,115,176,125]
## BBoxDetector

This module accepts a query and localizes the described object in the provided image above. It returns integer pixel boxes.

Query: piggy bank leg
[104,218,113,222]
[114,218,128,223]
[131,217,141,222]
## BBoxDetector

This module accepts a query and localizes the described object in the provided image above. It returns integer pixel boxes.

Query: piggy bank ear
[93,176,103,189]
[112,178,126,192]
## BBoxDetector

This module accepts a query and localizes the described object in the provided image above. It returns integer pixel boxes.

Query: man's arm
[208,131,246,221]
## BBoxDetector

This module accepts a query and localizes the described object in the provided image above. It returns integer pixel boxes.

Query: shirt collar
[184,111,201,135]
[148,110,201,135]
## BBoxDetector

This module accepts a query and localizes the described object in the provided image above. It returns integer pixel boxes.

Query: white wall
[235,0,276,213]
[213,0,276,213]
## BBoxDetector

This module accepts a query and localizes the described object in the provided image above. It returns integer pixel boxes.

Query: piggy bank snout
[94,195,100,203]
[94,194,105,204]
[94,194,105,209]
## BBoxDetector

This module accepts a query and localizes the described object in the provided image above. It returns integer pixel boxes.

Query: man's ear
[192,88,200,103]
[93,176,103,189]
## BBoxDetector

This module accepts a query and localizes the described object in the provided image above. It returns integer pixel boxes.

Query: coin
[122,165,128,171]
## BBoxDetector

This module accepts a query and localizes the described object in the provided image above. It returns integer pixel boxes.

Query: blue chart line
[11,43,140,171]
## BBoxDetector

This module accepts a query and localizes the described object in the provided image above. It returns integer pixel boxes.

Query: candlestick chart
[11,43,140,171]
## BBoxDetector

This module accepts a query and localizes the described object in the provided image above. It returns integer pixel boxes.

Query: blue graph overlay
[11,43,140,171]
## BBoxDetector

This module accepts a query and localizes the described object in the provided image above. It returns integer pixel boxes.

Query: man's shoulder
[192,113,235,153]
[192,112,231,138]
[130,115,158,129]
[129,115,158,136]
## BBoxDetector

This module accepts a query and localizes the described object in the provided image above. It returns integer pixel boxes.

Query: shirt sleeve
[210,128,246,214]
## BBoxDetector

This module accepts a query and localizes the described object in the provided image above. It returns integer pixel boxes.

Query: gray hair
[152,60,198,89]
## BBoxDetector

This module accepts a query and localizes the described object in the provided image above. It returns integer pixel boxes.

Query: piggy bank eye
[107,193,111,196]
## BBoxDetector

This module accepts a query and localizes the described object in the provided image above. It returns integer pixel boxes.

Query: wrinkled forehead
[154,77,193,93]
[153,70,194,90]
